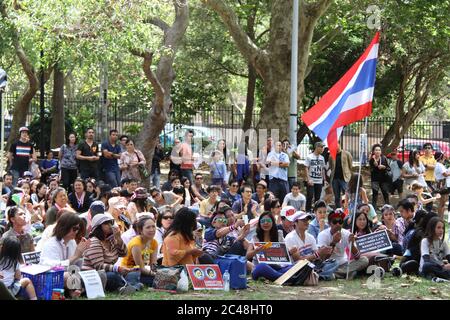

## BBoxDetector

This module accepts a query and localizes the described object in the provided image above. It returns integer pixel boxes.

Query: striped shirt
[83,236,127,272]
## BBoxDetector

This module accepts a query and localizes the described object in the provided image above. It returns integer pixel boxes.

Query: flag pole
[346,116,368,280]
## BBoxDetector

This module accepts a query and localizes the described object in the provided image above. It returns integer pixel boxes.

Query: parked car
[395,139,450,163]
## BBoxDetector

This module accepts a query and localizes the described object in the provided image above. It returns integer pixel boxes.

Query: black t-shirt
[369,155,391,182]
[77,141,99,172]
[9,141,34,174]
[334,152,344,180]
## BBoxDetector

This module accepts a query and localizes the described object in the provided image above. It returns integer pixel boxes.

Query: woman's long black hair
[164,207,197,242]
[181,177,196,205]
[0,237,21,271]
[425,216,445,244]
[408,149,420,167]
[352,210,372,235]
[256,211,278,242]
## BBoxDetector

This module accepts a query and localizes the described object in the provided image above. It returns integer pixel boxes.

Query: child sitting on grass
[0,237,37,300]
[420,217,450,280]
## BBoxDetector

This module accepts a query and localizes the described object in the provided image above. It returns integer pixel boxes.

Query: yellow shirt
[419,155,436,182]
[121,236,158,268]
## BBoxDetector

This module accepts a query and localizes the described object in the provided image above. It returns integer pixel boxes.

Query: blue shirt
[42,159,59,170]
[210,160,227,180]
[308,218,330,240]
[101,140,121,171]
[223,191,241,204]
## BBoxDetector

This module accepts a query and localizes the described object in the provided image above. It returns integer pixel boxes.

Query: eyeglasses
[331,219,343,225]
[231,184,239,187]
[424,147,432,149]
[213,217,228,224]
[162,216,174,220]
[260,217,273,224]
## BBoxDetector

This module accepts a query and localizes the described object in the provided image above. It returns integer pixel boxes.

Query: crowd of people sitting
[0,125,449,299]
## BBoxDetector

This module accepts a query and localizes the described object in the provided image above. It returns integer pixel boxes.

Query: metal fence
[3,92,449,161]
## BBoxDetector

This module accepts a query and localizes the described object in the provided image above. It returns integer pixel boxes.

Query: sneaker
[432,277,450,283]
[119,284,137,295]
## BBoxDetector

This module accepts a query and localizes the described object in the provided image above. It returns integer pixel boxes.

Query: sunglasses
[260,217,273,224]
[162,216,174,220]
[424,147,432,149]
[213,217,228,224]
[231,184,239,187]
[331,219,343,225]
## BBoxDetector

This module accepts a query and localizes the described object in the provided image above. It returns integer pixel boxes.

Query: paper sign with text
[22,251,41,265]
[186,265,224,290]
[355,230,393,254]
[78,270,105,299]
[254,242,292,265]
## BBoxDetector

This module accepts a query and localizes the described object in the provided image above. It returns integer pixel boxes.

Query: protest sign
[355,230,392,254]
[22,251,41,265]
[186,265,224,290]
[78,270,105,299]
[254,242,292,265]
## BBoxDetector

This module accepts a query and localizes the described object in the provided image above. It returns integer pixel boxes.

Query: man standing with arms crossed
[8,127,36,187]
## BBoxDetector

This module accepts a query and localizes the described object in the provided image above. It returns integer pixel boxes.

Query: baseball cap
[280,206,296,219]
[108,196,127,210]
[90,213,114,234]
[131,187,149,200]
[328,209,345,221]
[315,141,325,148]
[256,180,267,188]
[23,171,33,177]
[19,126,29,134]
[89,201,106,216]
[287,211,313,222]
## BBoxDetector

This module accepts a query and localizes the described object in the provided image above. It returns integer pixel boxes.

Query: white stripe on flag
[308,44,379,131]
[340,87,374,113]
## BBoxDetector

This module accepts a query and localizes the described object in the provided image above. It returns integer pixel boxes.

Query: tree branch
[144,17,169,32]
[130,49,165,110]
[202,0,269,79]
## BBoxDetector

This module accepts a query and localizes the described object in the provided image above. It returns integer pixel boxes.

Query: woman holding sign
[247,212,291,281]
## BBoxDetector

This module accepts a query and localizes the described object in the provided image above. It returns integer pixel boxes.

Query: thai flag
[301,32,380,159]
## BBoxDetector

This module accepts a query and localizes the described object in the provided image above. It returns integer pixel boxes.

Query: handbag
[153,265,184,292]
[135,152,150,179]
[215,254,247,289]
[287,262,316,286]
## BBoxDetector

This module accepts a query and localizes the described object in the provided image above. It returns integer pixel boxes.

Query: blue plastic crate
[22,269,65,300]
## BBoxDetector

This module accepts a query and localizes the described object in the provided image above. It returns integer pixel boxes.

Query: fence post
[402,135,405,163]
[114,97,117,131]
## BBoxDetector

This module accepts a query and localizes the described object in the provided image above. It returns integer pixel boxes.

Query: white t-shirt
[0,262,19,287]
[420,238,450,272]
[317,228,352,266]
[282,193,306,211]
[305,153,325,184]
[434,163,450,188]
[285,230,317,258]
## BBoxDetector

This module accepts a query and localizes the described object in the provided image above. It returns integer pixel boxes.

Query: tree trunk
[381,112,416,154]
[242,64,256,133]
[134,0,189,189]
[50,65,65,149]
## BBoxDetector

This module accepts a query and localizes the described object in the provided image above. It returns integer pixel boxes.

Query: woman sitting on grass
[0,237,37,300]
[420,217,450,280]
[121,216,158,288]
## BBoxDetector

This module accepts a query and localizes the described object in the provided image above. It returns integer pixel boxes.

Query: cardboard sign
[254,242,292,265]
[274,260,309,286]
[355,230,393,254]
[22,251,41,265]
[186,265,224,290]
[78,270,105,299]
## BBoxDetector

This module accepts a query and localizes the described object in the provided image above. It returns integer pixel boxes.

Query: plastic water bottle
[223,270,230,292]
[177,269,189,292]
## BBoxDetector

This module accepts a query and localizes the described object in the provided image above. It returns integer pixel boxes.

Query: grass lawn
[95,273,450,301]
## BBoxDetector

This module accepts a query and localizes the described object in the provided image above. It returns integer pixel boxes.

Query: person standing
[119,139,146,183]
[304,142,326,213]
[101,129,122,188]
[76,128,100,180]
[256,137,273,186]
[118,135,129,153]
[8,127,36,187]
[387,150,404,199]
[282,139,300,190]
[59,133,79,192]
[419,142,437,191]
[151,139,164,188]
[266,141,290,204]
[179,130,195,184]
[328,144,353,209]
[369,144,391,209]
[169,139,182,174]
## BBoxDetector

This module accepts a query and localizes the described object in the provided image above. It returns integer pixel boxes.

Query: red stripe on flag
[301,32,379,126]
